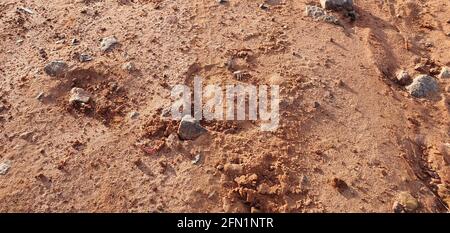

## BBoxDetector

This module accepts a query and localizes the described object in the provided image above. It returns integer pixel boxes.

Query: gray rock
[177,115,206,140]
[305,5,340,25]
[122,62,136,72]
[320,0,354,10]
[438,66,450,79]
[0,161,11,175]
[306,5,326,18]
[44,61,68,77]
[100,36,118,52]
[69,87,91,104]
[406,75,439,98]
[396,70,412,86]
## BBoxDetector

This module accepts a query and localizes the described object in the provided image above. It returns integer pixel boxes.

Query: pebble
[191,154,201,165]
[392,201,405,213]
[79,54,93,62]
[36,92,45,101]
[165,133,181,149]
[129,111,139,119]
[100,36,118,52]
[69,87,91,104]
[396,70,412,86]
[305,5,340,25]
[394,191,419,212]
[44,60,68,77]
[71,38,80,46]
[19,131,33,141]
[438,67,450,79]
[259,3,269,10]
[17,7,34,14]
[0,161,11,175]
[177,115,207,140]
[320,0,354,10]
[406,75,439,98]
[122,62,136,72]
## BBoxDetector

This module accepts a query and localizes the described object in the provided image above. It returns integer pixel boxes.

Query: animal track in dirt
[141,117,178,140]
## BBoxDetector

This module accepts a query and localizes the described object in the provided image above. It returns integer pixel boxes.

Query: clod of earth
[223,163,244,176]
[100,36,118,52]
[19,131,34,141]
[69,87,91,104]
[44,61,68,77]
[177,115,207,140]
[331,177,349,192]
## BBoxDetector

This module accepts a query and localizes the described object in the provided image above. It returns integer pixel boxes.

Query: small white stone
[122,62,135,72]
[69,87,91,104]
[438,67,450,79]
[129,111,139,119]
[192,154,201,164]
[0,161,11,175]
[100,36,118,52]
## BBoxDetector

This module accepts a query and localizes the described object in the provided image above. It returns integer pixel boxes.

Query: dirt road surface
[0,0,449,212]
